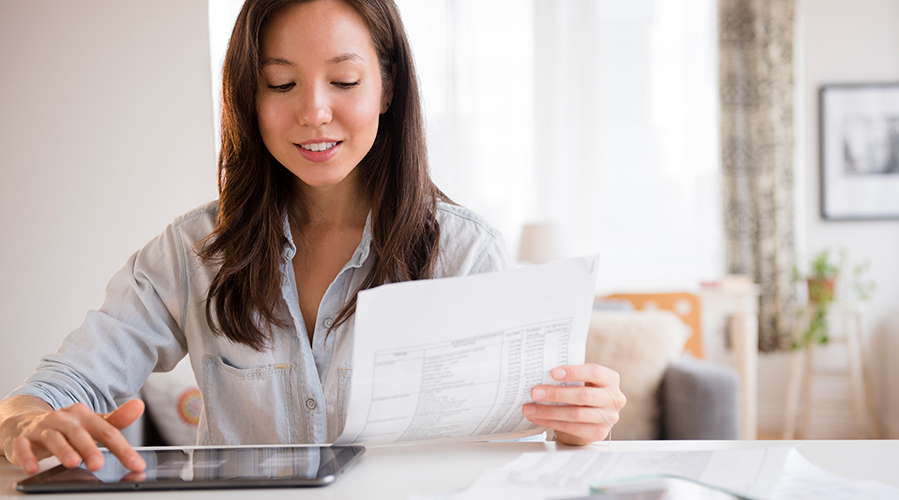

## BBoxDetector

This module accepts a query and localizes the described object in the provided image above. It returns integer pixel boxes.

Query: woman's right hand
[0,396,146,475]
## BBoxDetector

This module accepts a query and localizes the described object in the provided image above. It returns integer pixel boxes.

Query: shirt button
[306,398,316,410]
[323,318,334,328]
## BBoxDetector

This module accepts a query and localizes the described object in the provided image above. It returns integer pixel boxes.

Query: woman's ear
[380,63,396,114]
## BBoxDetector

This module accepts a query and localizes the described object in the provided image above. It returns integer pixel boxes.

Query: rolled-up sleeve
[6,222,189,413]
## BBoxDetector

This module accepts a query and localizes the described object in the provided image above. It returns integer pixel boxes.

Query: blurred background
[1,0,897,440]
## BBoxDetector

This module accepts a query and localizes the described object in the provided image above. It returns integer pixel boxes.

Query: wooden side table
[699,285,761,440]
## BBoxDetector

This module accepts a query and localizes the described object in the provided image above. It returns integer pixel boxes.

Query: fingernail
[523,405,535,416]
[532,388,546,400]
[64,452,80,467]
[552,368,567,380]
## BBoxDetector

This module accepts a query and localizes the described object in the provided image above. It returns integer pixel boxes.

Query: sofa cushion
[661,355,741,440]
[585,310,689,439]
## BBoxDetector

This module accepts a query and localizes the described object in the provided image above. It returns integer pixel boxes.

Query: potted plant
[792,249,875,349]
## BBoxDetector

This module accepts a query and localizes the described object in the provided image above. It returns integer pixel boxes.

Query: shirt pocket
[337,367,352,429]
[202,354,297,445]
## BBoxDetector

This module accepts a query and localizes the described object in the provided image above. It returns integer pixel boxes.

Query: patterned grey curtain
[719,0,797,352]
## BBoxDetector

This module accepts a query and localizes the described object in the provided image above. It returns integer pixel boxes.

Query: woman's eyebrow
[262,57,294,67]
[326,52,364,64]
[261,53,364,68]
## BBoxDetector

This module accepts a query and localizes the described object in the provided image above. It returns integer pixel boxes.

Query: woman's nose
[298,85,332,128]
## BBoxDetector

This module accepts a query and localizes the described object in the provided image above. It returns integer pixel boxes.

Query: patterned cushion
[140,358,202,446]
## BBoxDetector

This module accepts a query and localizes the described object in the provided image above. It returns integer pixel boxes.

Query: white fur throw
[585,310,689,440]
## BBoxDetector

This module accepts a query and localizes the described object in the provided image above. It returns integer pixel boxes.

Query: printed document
[453,448,789,500]
[410,447,899,500]
[409,447,789,500]
[335,256,598,445]
[770,447,899,500]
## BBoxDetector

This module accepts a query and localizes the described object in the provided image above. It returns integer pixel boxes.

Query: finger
[38,429,82,469]
[522,403,617,425]
[12,436,41,475]
[531,385,613,407]
[82,416,144,472]
[62,424,106,472]
[104,399,145,430]
[121,470,147,482]
[551,364,619,387]
[526,418,610,445]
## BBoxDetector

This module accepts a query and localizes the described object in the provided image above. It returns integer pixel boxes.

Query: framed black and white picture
[820,84,899,220]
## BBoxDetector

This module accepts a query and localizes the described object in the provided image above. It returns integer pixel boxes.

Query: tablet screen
[16,445,365,493]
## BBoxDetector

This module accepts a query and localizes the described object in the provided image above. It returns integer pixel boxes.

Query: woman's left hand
[522,364,626,445]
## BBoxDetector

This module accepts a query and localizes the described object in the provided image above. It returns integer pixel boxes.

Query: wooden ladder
[783,303,880,439]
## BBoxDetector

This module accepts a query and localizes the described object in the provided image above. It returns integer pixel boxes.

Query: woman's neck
[294,173,369,232]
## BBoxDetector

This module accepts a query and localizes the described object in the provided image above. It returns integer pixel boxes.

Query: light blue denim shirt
[8,200,511,445]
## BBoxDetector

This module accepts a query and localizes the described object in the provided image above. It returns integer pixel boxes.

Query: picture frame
[820,84,899,220]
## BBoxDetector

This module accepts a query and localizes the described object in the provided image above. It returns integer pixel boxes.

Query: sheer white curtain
[395,0,538,252]
[209,0,723,292]
[399,0,722,291]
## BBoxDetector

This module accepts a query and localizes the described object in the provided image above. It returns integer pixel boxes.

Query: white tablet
[15,445,365,493]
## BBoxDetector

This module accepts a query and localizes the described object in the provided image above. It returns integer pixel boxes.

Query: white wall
[0,1,217,399]
[756,0,899,438]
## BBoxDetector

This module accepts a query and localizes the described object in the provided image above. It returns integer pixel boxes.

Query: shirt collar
[281,211,297,260]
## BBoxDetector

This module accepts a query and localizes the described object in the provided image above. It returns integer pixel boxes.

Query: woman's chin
[292,169,359,192]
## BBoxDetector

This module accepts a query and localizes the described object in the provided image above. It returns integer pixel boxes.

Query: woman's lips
[295,141,342,162]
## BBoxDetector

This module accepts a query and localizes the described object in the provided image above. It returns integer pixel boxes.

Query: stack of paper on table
[410,447,899,500]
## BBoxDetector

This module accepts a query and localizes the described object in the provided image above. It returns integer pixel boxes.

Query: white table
[2,440,898,499]
[700,286,761,440]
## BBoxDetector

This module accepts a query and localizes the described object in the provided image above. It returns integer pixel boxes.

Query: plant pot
[806,277,835,303]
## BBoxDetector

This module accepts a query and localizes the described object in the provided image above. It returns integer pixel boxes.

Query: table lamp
[517,223,565,264]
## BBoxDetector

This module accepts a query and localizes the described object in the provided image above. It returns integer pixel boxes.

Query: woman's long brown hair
[199,0,444,351]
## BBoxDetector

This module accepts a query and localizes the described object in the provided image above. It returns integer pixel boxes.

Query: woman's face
[257,0,388,193]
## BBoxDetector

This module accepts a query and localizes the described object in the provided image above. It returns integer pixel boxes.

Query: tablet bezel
[15,444,365,493]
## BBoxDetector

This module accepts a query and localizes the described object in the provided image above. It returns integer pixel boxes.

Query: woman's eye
[268,83,295,92]
[332,81,360,89]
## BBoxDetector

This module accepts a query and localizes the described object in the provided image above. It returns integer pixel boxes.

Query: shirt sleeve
[434,203,513,278]
[468,229,512,275]
[6,222,189,413]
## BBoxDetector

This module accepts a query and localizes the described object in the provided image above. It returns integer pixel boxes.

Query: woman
[0,0,625,475]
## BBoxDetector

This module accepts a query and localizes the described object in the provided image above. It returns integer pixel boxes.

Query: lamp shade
[517,223,565,264]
